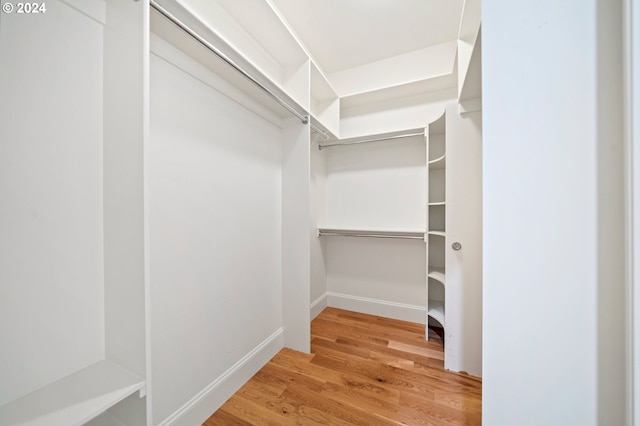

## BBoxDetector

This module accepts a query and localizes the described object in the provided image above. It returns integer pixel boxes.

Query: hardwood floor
[204,308,482,425]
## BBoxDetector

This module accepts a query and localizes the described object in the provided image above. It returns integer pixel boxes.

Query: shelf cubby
[428,267,446,285]
[429,204,445,234]
[427,299,445,328]
[428,276,446,327]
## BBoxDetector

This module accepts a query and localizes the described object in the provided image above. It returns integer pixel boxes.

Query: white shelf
[428,299,445,327]
[428,230,446,237]
[151,0,310,119]
[428,267,446,285]
[0,360,144,426]
[428,153,446,169]
[340,73,456,111]
[212,0,311,109]
[429,201,446,206]
[318,227,425,240]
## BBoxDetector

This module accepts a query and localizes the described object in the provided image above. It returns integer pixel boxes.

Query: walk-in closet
[0,0,483,424]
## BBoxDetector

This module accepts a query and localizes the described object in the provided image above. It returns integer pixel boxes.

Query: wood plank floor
[203,308,482,425]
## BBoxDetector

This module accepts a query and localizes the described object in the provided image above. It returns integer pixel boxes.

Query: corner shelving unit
[426,113,446,339]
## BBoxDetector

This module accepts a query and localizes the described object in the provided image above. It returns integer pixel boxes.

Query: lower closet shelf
[428,299,445,327]
[0,359,145,426]
[428,267,445,285]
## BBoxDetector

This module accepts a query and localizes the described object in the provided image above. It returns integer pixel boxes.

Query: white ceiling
[270,0,465,74]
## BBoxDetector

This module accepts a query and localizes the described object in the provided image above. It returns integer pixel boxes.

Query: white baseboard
[326,292,426,324]
[310,293,328,320]
[159,327,284,426]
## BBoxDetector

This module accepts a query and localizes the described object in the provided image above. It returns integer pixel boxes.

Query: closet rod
[150,0,309,126]
[318,231,424,240]
[318,131,425,150]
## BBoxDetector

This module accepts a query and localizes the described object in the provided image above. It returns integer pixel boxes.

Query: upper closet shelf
[429,201,446,206]
[339,75,456,111]
[319,128,425,150]
[0,360,144,426]
[428,231,446,237]
[151,0,310,122]
[318,228,425,240]
[328,41,458,112]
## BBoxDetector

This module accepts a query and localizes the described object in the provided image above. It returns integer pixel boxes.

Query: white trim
[157,327,284,426]
[326,292,426,324]
[310,293,328,320]
[629,0,640,423]
[142,1,154,424]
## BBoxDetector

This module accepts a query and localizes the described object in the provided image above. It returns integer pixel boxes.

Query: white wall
[148,37,284,424]
[0,0,105,406]
[483,0,625,424]
[323,137,427,230]
[326,237,427,323]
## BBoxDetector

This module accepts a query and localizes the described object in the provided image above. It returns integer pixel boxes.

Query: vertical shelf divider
[426,113,447,343]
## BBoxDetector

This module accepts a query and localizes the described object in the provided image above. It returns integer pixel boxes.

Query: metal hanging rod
[318,131,425,150]
[150,0,310,126]
[318,229,425,240]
